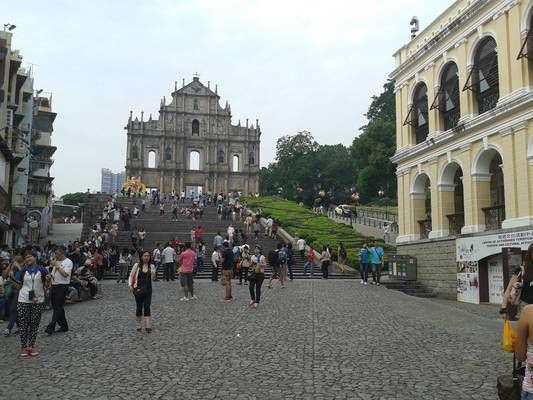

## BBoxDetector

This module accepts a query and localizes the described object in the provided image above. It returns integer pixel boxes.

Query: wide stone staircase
[83,197,359,280]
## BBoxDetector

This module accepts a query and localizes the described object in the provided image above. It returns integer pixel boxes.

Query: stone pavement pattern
[1,280,508,400]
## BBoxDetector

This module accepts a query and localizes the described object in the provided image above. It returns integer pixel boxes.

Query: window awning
[462,66,477,92]
[429,86,444,111]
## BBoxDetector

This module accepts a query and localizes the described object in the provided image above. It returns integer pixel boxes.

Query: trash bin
[388,255,417,281]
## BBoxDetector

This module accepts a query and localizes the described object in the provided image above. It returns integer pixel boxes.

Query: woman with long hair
[501,243,533,320]
[128,251,156,333]
[249,245,266,309]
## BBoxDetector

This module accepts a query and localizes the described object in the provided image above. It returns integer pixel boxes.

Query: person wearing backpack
[14,252,51,356]
[370,240,384,286]
[248,246,266,309]
[501,243,533,320]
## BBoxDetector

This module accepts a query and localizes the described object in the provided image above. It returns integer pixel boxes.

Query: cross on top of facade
[193,72,200,78]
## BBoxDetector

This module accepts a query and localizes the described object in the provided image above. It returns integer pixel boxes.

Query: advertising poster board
[487,255,504,305]
[457,261,479,304]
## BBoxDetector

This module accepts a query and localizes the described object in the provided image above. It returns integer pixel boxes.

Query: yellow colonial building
[391,0,533,302]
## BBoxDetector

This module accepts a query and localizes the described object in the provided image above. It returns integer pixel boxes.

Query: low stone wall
[397,237,457,299]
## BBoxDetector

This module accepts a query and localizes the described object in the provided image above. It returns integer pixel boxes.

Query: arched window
[518,13,533,61]
[193,99,199,111]
[404,83,429,144]
[433,62,460,130]
[192,119,199,136]
[189,151,200,170]
[465,37,499,114]
[232,155,239,172]
[165,146,172,161]
[148,151,156,168]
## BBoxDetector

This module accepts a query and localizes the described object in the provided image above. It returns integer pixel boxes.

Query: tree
[61,192,89,206]
[350,81,397,202]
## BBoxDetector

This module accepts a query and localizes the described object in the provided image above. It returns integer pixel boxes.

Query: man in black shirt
[221,241,234,302]
[267,244,281,289]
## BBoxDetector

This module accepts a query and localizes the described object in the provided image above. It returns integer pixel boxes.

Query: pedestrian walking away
[359,242,370,285]
[211,247,220,281]
[267,244,281,288]
[162,243,176,281]
[45,246,73,336]
[249,245,266,309]
[320,246,331,279]
[221,241,234,302]
[128,251,156,333]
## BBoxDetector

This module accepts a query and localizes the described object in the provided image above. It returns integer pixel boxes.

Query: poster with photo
[457,261,479,304]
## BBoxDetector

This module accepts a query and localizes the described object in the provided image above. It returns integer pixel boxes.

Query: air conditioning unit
[6,109,13,128]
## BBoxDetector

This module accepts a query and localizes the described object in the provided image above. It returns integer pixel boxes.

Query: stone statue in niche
[165,146,172,161]
[131,144,139,159]
[217,150,224,163]
[249,151,255,165]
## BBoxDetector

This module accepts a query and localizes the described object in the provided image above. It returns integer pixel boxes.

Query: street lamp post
[378,189,388,221]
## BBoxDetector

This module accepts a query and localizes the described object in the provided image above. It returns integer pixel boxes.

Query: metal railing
[483,204,505,231]
[447,212,464,236]
[328,211,399,234]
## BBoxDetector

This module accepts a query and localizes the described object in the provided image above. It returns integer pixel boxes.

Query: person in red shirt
[170,238,180,250]
[194,226,204,243]
[178,242,197,301]
[303,248,316,277]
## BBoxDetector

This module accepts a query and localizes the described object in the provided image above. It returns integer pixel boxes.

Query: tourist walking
[221,242,234,302]
[196,242,205,273]
[179,242,196,301]
[370,240,384,286]
[213,232,224,249]
[303,247,316,277]
[278,243,289,288]
[152,243,162,281]
[93,248,104,281]
[227,225,235,245]
[4,254,22,336]
[117,248,131,283]
[239,245,251,285]
[45,246,73,336]
[162,243,176,281]
[159,203,165,216]
[137,227,147,249]
[337,242,347,265]
[267,244,281,289]
[320,246,331,279]
[248,245,266,309]
[211,247,220,282]
[287,242,295,281]
[15,253,51,356]
[128,251,156,333]
[513,304,533,398]
[253,220,261,241]
[297,237,306,258]
[359,242,370,285]
[245,214,253,234]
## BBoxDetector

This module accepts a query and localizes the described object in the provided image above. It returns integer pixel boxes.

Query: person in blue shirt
[370,240,385,286]
[359,242,370,285]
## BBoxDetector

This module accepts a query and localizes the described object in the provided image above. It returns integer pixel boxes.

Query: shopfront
[456,229,533,304]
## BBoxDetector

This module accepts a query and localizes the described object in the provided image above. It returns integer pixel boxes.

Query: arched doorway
[439,162,464,236]
[473,148,505,231]
[411,173,432,239]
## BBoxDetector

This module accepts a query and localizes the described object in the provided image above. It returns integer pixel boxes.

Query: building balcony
[483,205,506,231]
[418,219,432,240]
[447,212,465,236]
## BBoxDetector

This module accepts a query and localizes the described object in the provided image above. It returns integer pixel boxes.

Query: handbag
[497,354,524,400]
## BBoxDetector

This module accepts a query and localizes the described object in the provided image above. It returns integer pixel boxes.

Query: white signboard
[457,261,480,304]
[456,230,533,262]
[488,255,504,305]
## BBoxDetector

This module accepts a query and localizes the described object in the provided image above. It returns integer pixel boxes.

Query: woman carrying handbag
[248,246,266,309]
[128,251,156,333]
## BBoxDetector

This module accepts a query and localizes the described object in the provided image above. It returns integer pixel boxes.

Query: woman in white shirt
[15,253,51,356]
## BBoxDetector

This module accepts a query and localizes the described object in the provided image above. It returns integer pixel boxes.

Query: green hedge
[244,197,395,268]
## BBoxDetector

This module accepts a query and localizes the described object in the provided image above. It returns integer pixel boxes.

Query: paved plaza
[2,280,507,400]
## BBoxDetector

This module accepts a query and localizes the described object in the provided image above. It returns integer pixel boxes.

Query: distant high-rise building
[101,169,126,194]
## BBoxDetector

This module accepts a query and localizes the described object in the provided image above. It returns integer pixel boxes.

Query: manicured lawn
[244,197,395,268]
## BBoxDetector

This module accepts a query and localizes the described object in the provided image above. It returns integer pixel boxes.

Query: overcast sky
[5,0,450,197]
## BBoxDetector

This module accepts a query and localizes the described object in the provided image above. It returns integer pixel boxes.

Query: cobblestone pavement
[1,280,508,400]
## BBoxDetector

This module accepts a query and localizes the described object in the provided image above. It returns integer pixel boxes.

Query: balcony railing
[418,219,432,240]
[483,205,505,231]
[447,212,465,236]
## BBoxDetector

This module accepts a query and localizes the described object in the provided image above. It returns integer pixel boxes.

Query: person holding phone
[15,252,51,356]
[45,246,73,336]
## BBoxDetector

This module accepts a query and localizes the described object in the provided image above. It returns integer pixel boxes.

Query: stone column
[432,184,455,238]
